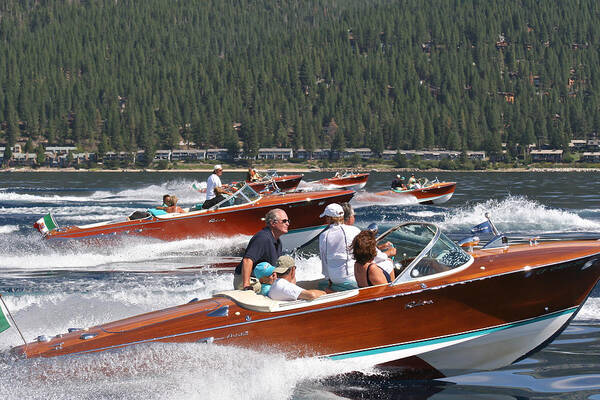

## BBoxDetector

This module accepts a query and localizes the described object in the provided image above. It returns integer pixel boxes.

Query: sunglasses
[278,219,290,224]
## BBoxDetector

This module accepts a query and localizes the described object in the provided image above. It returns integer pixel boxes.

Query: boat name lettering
[226,331,248,339]
[209,218,226,223]
[405,299,434,309]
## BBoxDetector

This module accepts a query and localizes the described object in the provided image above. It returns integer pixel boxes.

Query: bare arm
[215,186,232,195]
[298,289,326,300]
[367,265,389,286]
[241,257,254,288]
[378,241,397,257]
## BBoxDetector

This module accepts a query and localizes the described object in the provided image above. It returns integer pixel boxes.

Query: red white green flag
[0,302,10,333]
[33,213,58,234]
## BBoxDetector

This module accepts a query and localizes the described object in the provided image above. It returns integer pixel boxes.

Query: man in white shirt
[318,203,360,291]
[202,165,232,209]
[205,165,224,201]
[268,255,326,301]
[341,202,396,277]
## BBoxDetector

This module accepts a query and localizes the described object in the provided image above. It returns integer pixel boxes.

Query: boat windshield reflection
[213,183,261,209]
[378,222,473,284]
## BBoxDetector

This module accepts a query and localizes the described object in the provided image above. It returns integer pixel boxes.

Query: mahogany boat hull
[248,175,303,192]
[317,173,369,190]
[376,182,456,204]
[43,189,354,251]
[16,240,600,377]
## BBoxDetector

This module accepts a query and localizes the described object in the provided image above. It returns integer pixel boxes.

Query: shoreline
[3,166,600,173]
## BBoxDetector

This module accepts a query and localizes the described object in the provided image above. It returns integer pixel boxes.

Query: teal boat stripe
[328,307,577,360]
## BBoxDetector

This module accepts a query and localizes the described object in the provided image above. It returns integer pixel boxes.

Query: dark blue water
[0,171,599,399]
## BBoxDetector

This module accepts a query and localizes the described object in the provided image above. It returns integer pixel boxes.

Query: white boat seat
[215,289,359,313]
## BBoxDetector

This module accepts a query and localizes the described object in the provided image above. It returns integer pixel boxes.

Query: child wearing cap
[252,261,277,296]
[318,203,360,291]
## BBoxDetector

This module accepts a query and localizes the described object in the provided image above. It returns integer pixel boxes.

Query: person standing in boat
[202,165,233,209]
[352,230,392,287]
[268,255,326,301]
[318,203,360,291]
[233,208,289,291]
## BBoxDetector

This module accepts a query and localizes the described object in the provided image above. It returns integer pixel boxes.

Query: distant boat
[375,179,456,205]
[313,172,369,190]
[243,170,303,193]
[194,170,303,194]
[34,183,354,252]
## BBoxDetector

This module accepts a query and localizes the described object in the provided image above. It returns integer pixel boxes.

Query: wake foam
[0,234,250,271]
[0,342,374,400]
[442,195,600,234]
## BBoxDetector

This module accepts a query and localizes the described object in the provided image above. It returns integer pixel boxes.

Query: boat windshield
[264,169,279,178]
[377,223,472,284]
[212,183,260,209]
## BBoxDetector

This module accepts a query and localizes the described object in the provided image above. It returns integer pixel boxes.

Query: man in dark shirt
[233,208,290,290]
[391,175,405,190]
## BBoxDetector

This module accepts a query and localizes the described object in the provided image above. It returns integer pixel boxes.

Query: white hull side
[280,225,326,252]
[421,192,454,204]
[329,308,575,376]
[420,309,574,375]
[346,182,367,191]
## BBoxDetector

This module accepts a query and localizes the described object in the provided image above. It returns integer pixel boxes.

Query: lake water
[0,171,599,400]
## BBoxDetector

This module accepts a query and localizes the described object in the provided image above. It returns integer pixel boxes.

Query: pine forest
[1,0,600,163]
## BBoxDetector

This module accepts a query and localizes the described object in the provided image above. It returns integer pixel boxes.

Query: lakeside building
[8,141,600,168]
[530,149,563,162]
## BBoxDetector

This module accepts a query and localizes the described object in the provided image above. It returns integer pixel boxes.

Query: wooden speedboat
[375,180,456,204]
[314,172,369,190]
[245,172,303,193]
[193,171,303,194]
[35,184,354,251]
[17,222,600,378]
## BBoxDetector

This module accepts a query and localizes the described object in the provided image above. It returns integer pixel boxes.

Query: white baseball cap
[319,203,344,218]
[214,164,223,171]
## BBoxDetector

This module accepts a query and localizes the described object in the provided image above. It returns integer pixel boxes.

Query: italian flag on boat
[0,301,10,333]
[33,213,58,234]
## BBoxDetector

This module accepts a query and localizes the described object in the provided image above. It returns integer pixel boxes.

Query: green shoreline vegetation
[2,0,600,171]
[6,158,600,173]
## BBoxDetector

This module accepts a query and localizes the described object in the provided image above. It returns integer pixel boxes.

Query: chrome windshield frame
[390,222,441,285]
[210,183,260,210]
[376,222,471,286]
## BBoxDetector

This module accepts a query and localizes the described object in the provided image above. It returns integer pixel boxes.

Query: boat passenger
[252,261,278,296]
[318,203,360,291]
[202,165,233,210]
[352,230,392,287]
[233,208,289,291]
[268,255,326,301]
[407,174,417,189]
[204,165,232,198]
[341,202,395,279]
[391,175,406,190]
[157,194,171,210]
[246,167,261,182]
[166,195,185,213]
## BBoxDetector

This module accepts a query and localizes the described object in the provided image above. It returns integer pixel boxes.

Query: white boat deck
[215,288,359,313]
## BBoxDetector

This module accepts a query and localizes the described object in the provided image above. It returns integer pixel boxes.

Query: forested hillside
[1,0,599,160]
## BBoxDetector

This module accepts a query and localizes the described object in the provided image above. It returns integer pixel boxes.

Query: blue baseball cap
[254,262,275,279]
